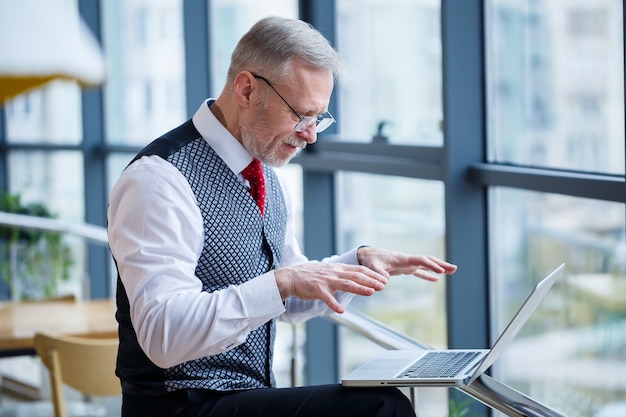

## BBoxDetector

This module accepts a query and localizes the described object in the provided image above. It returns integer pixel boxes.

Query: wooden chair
[33,332,121,417]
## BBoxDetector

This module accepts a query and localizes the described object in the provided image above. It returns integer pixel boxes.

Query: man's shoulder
[134,120,202,162]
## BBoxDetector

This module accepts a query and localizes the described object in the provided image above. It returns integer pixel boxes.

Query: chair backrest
[34,331,121,417]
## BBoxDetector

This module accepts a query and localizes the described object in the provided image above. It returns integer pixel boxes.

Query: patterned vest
[115,120,287,394]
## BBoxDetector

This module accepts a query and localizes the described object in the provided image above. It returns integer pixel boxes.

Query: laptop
[341,263,565,388]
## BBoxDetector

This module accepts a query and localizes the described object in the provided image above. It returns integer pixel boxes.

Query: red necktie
[241,158,266,216]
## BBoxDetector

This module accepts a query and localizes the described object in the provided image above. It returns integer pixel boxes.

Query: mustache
[286,138,307,149]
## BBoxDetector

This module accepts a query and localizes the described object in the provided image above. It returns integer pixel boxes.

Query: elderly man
[108,16,456,417]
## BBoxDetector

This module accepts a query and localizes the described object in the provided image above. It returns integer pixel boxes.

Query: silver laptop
[341,263,565,388]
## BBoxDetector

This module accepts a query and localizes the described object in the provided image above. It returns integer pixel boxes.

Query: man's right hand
[274,263,389,314]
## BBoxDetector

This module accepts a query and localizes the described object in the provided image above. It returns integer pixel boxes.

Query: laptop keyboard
[398,351,482,379]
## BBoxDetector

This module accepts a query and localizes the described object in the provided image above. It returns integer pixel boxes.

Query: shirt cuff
[240,271,286,318]
[325,247,362,265]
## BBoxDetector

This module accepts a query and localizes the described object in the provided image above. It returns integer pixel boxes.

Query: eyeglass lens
[252,73,335,133]
[294,114,335,133]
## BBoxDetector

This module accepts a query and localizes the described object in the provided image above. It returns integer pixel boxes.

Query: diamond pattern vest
[115,120,287,394]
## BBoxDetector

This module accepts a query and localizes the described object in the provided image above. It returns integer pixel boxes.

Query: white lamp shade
[0,0,107,102]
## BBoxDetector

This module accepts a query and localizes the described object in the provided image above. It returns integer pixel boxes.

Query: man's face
[241,65,334,167]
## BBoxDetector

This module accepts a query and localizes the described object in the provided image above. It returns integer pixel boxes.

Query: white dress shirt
[107,99,358,369]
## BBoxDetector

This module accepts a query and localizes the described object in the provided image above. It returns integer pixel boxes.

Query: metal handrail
[0,212,108,245]
[328,309,431,351]
[0,212,566,416]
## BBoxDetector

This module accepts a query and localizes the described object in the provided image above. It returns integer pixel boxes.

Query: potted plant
[0,192,73,301]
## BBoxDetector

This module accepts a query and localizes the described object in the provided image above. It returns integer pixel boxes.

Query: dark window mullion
[469,163,626,203]
[79,0,110,299]
[442,0,489,415]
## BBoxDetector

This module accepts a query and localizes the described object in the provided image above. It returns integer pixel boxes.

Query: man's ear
[233,71,255,109]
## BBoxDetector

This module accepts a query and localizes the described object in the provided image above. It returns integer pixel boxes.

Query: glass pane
[7,151,87,299]
[490,187,626,416]
[9,151,84,221]
[486,0,625,175]
[4,80,82,145]
[209,0,298,96]
[335,0,443,145]
[102,0,186,145]
[336,173,448,416]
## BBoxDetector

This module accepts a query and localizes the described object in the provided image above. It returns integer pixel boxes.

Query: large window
[4,81,84,220]
[5,82,82,145]
[337,174,447,356]
[102,0,186,146]
[486,0,624,175]
[491,189,626,415]
[336,173,448,416]
[209,0,298,96]
[333,1,448,414]
[3,80,88,298]
[335,0,443,145]
[486,0,626,415]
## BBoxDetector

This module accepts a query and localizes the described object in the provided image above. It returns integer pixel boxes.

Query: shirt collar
[191,99,253,175]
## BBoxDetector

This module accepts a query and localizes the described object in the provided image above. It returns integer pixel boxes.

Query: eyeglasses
[252,73,336,133]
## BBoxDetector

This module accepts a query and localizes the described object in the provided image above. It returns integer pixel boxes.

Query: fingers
[391,255,457,277]
[337,265,387,291]
[421,255,457,274]
[275,263,388,313]
[403,256,457,281]
[275,251,457,314]
[332,275,378,296]
[322,293,350,314]
[317,265,388,299]
[357,248,457,284]
[360,260,390,278]
[318,267,386,313]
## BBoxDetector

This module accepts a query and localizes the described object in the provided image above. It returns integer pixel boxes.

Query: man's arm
[108,157,287,368]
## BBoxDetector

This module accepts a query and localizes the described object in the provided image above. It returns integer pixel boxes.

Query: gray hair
[225,16,344,91]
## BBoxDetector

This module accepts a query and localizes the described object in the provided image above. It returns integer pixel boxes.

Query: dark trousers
[121,384,416,417]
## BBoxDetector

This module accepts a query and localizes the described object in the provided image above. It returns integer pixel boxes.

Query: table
[0,299,117,357]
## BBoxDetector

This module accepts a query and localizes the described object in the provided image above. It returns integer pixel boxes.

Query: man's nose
[298,126,318,144]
